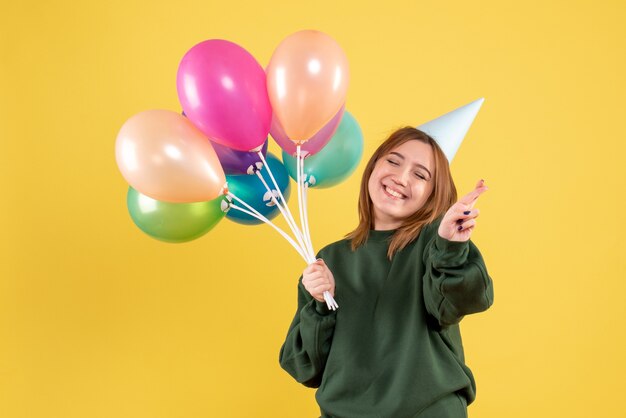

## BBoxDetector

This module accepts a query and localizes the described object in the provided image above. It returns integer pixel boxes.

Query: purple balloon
[177,40,272,152]
[211,138,269,175]
[271,104,345,157]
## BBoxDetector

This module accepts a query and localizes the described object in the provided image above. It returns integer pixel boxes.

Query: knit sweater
[279,220,494,418]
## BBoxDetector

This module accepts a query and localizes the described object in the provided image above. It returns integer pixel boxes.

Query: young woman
[279,127,494,418]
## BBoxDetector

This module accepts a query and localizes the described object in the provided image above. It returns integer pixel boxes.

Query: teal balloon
[127,187,226,243]
[282,111,363,188]
[226,153,291,225]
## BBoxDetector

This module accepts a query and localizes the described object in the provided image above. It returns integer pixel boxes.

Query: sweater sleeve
[422,231,494,327]
[279,278,337,388]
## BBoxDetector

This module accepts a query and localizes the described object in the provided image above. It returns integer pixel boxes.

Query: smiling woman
[279,127,494,418]
[354,127,459,258]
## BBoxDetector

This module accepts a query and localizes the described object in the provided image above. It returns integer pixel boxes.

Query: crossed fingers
[454,180,488,231]
[458,179,488,209]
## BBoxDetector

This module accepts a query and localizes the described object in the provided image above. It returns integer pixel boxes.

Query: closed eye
[414,172,426,180]
[386,159,399,166]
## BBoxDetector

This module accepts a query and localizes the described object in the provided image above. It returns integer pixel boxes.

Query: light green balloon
[127,187,226,243]
[282,111,363,188]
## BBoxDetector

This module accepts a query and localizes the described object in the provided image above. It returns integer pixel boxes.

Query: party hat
[417,98,484,162]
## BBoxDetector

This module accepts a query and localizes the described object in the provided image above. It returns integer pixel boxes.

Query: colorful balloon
[282,111,363,189]
[177,39,271,151]
[127,187,227,243]
[226,153,290,225]
[211,138,268,175]
[182,109,268,174]
[267,30,349,142]
[115,109,226,203]
[271,104,345,157]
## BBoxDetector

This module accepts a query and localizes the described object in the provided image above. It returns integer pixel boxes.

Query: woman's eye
[414,173,426,180]
[386,159,399,166]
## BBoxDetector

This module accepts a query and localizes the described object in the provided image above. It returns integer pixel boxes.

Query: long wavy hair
[345,127,457,259]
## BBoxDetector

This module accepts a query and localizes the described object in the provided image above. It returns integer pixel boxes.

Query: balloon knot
[247,162,263,175]
[220,197,231,213]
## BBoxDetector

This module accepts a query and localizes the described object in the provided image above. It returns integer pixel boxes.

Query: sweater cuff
[434,234,469,253]
[315,300,334,315]
[432,234,470,267]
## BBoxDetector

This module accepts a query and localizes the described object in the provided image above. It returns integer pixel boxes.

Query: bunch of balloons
[116,30,365,310]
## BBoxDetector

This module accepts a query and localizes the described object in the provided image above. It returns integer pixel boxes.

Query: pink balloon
[177,40,271,152]
[271,104,345,157]
[115,110,226,203]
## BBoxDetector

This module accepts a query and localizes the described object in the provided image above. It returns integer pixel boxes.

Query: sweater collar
[367,229,396,242]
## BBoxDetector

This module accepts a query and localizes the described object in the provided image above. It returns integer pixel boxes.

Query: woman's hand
[302,259,335,303]
[438,179,489,242]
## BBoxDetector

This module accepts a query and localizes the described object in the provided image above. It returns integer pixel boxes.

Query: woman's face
[368,140,435,230]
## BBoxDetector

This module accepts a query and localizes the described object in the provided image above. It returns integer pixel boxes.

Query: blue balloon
[226,153,291,225]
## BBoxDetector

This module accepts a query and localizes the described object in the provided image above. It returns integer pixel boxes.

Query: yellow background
[1,0,625,417]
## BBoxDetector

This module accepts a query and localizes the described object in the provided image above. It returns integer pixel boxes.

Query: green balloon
[282,111,363,188]
[127,187,226,243]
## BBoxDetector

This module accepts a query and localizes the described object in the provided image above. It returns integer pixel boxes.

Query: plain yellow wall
[2,0,625,417]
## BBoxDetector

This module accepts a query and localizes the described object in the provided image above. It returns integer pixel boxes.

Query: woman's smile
[368,140,435,230]
[382,183,408,200]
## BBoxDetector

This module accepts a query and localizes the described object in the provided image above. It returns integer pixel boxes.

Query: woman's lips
[382,184,406,200]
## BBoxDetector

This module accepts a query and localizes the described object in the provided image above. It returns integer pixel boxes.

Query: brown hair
[345,127,457,259]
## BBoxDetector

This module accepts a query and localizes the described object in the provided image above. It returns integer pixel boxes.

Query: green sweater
[279,220,494,418]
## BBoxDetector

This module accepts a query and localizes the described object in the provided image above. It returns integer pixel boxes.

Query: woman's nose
[392,172,409,186]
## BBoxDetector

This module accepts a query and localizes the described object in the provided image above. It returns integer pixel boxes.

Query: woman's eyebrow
[389,152,432,177]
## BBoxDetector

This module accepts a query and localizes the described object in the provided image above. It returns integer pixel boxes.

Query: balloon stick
[297,145,338,310]
[227,193,307,261]
[254,169,309,257]
[256,151,305,248]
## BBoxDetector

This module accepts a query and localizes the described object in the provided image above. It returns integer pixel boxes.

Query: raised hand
[438,179,488,242]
